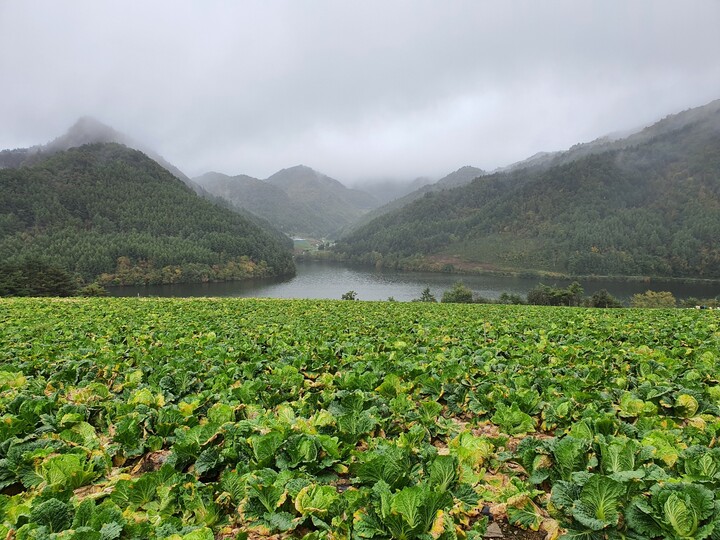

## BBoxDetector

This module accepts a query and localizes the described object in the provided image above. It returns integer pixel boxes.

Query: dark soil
[497,521,547,539]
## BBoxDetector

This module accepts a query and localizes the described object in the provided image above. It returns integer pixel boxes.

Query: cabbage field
[1,298,719,539]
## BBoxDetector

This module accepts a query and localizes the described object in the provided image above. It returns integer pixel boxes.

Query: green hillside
[0,143,295,285]
[335,99,720,279]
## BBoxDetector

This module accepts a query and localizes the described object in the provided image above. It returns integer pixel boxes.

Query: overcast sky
[2,1,720,184]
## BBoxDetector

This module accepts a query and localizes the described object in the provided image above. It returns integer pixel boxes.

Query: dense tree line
[0,143,295,286]
[0,258,78,296]
[335,110,720,279]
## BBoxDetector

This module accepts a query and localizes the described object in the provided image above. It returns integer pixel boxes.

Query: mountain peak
[266,164,341,189]
[69,116,114,134]
[48,117,127,151]
[277,164,320,178]
[0,117,200,191]
[196,171,231,181]
[435,165,485,188]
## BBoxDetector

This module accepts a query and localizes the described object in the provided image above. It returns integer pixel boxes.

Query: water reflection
[108,260,720,302]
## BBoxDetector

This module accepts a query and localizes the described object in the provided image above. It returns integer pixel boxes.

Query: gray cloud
[2,1,719,182]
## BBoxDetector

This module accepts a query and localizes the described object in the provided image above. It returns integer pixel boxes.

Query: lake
[107,260,720,302]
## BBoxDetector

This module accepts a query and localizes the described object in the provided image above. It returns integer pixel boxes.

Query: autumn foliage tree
[630,290,677,308]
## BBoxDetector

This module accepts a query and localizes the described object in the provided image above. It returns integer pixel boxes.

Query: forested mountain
[335,99,720,279]
[343,166,485,234]
[266,165,378,234]
[0,117,205,193]
[196,165,379,238]
[0,143,295,285]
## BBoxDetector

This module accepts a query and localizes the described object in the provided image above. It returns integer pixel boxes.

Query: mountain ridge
[497,98,720,174]
[196,164,379,238]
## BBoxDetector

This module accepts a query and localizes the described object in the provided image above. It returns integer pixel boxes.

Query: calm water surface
[108,260,720,302]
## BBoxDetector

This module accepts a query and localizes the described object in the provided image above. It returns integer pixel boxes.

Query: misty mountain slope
[194,171,326,236]
[349,176,432,206]
[342,166,485,235]
[198,165,379,238]
[335,99,720,279]
[199,184,297,249]
[499,98,720,174]
[266,165,378,211]
[0,117,205,193]
[0,143,295,284]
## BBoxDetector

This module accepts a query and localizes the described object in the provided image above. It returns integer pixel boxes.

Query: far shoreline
[299,251,720,287]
